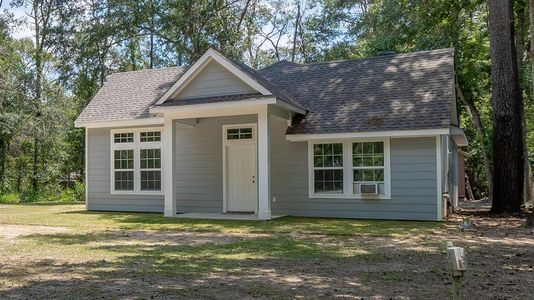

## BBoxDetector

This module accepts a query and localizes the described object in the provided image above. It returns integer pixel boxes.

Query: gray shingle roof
[258,48,455,134]
[77,48,455,135]
[75,67,185,124]
[229,60,306,110]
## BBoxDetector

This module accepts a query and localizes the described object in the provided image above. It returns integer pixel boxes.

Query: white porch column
[257,106,271,220]
[163,117,176,217]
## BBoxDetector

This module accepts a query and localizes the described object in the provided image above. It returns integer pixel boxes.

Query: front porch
[153,102,293,220]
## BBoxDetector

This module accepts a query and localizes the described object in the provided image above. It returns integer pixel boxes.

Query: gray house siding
[174,115,257,213]
[86,127,164,212]
[87,114,440,220]
[176,61,256,99]
[270,116,439,221]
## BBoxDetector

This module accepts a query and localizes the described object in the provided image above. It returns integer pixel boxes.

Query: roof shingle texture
[76,48,455,135]
[75,67,185,124]
[257,48,455,134]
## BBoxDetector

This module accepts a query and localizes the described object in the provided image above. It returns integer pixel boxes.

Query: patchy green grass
[0,204,532,299]
[0,203,441,236]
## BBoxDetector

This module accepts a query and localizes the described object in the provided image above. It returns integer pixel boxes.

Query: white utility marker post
[446,242,467,300]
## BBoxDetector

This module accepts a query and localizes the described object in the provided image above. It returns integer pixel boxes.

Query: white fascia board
[150,97,303,119]
[75,117,164,128]
[150,97,277,115]
[208,49,272,95]
[286,128,451,142]
[155,48,272,106]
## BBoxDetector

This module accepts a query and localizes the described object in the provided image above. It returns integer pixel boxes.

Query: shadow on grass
[3,226,534,299]
[1,230,388,299]
[61,209,442,237]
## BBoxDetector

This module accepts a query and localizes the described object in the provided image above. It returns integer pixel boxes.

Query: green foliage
[0,193,19,204]
[1,0,532,201]
[71,181,86,202]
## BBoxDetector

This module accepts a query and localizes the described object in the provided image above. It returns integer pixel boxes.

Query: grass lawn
[0,204,532,299]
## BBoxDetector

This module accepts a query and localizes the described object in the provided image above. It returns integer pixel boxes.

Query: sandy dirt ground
[0,203,533,299]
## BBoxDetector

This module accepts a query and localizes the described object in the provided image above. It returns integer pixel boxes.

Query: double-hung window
[114,150,134,191]
[309,139,390,198]
[353,142,385,195]
[111,128,163,194]
[313,143,344,194]
[140,149,161,191]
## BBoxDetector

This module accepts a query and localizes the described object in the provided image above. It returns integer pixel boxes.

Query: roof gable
[173,59,257,99]
[155,48,272,105]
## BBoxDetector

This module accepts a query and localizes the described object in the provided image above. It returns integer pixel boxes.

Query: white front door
[224,125,257,213]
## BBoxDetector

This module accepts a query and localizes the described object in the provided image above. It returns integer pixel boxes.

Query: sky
[1,1,33,39]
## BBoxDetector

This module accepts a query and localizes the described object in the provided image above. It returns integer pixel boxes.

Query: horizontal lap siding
[177,61,255,99]
[175,115,257,213]
[270,116,438,221]
[86,128,164,213]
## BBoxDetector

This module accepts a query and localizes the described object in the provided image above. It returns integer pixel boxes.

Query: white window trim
[110,127,164,195]
[308,138,391,199]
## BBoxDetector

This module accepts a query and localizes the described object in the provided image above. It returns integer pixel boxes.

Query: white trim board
[436,135,443,220]
[287,128,450,141]
[85,128,89,209]
[155,48,272,106]
[76,117,164,129]
[150,97,306,116]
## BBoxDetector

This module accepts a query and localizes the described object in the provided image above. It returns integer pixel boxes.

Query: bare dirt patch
[0,204,533,299]
[0,224,67,240]
[116,230,267,246]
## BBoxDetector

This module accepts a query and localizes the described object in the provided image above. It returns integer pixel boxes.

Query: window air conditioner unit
[360,183,378,195]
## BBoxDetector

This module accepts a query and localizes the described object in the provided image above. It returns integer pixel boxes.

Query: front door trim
[222,123,258,213]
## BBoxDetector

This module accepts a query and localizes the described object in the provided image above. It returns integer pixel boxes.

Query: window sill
[111,191,163,196]
[309,193,391,200]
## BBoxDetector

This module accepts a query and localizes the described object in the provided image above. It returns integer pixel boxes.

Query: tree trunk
[291,1,301,63]
[32,137,39,195]
[456,83,493,201]
[526,0,534,226]
[487,0,525,213]
[149,0,155,69]
[16,159,22,194]
[529,0,534,91]
[32,0,42,196]
[0,137,6,189]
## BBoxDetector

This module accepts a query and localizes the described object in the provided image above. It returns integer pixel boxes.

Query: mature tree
[348,0,495,200]
[487,0,524,213]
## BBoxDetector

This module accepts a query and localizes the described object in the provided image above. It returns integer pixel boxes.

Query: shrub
[72,181,85,202]
[0,193,20,204]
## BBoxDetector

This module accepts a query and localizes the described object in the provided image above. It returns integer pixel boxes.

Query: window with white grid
[111,128,163,194]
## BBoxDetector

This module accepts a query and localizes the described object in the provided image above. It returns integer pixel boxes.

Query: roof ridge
[109,66,185,76]
[292,48,454,67]
[259,60,296,71]
[229,59,307,111]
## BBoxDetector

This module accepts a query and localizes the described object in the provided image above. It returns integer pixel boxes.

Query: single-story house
[75,48,467,221]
